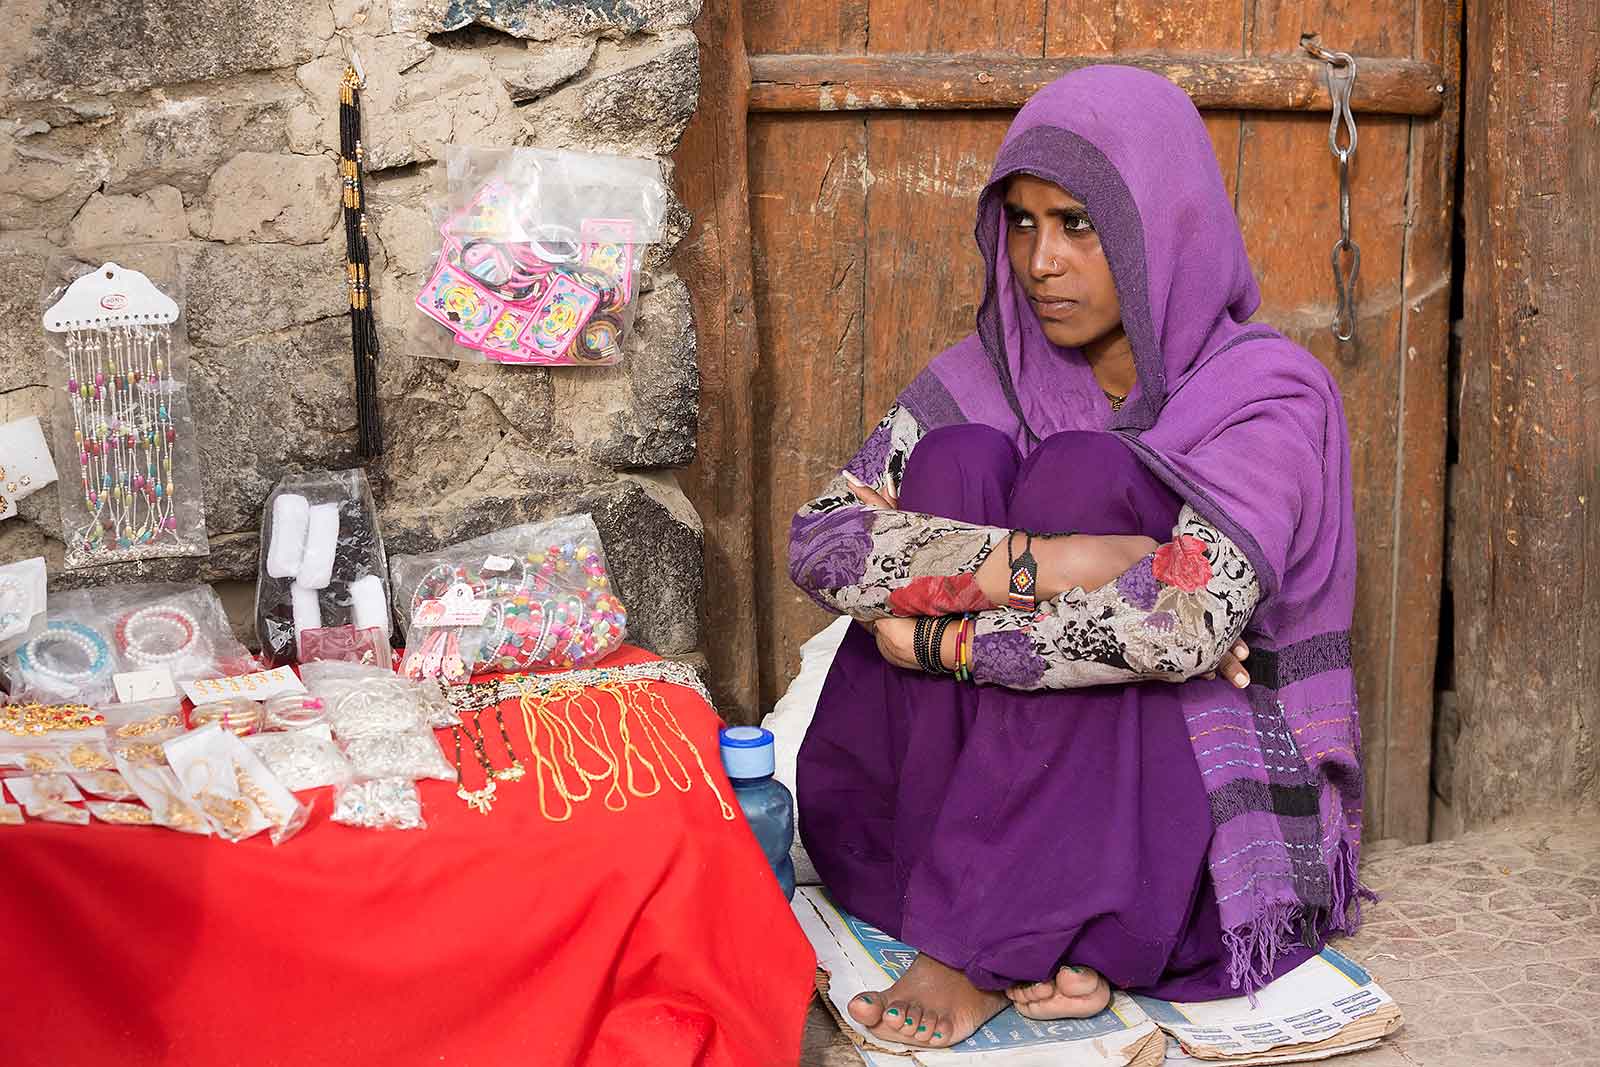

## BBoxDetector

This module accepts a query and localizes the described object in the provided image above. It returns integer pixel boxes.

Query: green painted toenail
[860,995,873,1003]
[886,1008,899,1016]
[933,1032,943,1039]
[1069,966,1083,973]
[918,1025,927,1032]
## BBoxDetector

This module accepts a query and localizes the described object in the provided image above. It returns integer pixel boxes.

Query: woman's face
[1003,175,1125,355]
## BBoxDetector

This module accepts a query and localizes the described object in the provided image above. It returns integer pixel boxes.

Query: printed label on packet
[183,666,307,706]
[412,582,492,628]
[482,555,515,574]
[113,667,177,703]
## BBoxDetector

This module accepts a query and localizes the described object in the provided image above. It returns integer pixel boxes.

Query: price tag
[113,668,177,703]
[183,665,307,706]
[412,582,492,627]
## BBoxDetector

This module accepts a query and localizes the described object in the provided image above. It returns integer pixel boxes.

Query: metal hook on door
[1303,34,1360,343]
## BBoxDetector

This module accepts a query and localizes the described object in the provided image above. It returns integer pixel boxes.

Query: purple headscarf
[897,65,1368,992]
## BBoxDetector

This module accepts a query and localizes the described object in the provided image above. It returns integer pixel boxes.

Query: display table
[0,648,817,1067]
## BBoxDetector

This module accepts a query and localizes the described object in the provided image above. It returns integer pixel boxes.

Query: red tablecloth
[0,648,816,1067]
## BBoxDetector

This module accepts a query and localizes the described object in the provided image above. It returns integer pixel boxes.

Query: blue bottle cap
[719,725,776,779]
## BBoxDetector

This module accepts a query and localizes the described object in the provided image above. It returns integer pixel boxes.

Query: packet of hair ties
[412,146,666,366]
[73,769,138,801]
[244,724,353,792]
[332,777,426,830]
[254,468,390,665]
[87,800,157,826]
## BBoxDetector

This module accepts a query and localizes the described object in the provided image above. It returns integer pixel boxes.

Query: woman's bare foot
[846,953,1008,1048]
[1005,964,1112,1020]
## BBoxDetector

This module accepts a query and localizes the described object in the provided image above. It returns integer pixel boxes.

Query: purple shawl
[896,66,1368,992]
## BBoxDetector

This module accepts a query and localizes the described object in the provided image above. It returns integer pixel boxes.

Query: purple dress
[789,65,1366,1000]
[798,425,1316,998]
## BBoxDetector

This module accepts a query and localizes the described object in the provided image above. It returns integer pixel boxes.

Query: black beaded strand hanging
[339,64,383,459]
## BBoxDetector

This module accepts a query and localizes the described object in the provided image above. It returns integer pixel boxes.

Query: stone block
[190,152,342,245]
[67,186,189,251]
[0,239,54,393]
[498,37,596,103]
[289,41,528,172]
[526,31,700,157]
[183,242,349,346]
[549,272,697,469]
[0,119,111,233]
[105,83,303,198]
[394,0,701,42]
[1,0,333,101]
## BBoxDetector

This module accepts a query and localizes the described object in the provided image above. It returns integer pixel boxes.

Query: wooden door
[676,0,1460,843]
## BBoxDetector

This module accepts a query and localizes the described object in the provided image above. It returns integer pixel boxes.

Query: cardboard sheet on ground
[795,887,1401,1066]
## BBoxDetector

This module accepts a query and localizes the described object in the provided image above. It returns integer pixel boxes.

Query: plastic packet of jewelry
[86,800,157,826]
[0,738,118,774]
[189,697,264,736]
[0,556,47,655]
[165,724,308,844]
[0,802,23,825]
[416,678,460,728]
[5,774,88,823]
[301,659,429,739]
[262,694,328,731]
[255,469,390,666]
[93,581,261,688]
[114,756,211,835]
[332,777,426,830]
[341,727,454,782]
[99,696,187,743]
[411,146,664,367]
[3,588,121,704]
[41,253,209,570]
[0,417,58,523]
[245,724,353,792]
[297,624,391,668]
[73,769,138,800]
[390,512,627,675]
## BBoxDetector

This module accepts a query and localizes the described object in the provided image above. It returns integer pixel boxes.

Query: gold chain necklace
[1104,389,1127,412]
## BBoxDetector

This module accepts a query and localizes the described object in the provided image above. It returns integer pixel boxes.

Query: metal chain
[1305,39,1361,342]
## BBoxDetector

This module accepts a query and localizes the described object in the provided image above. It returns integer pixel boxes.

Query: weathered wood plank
[672,1,763,722]
[749,114,869,709]
[1237,3,1417,841]
[748,53,1445,115]
[860,0,1039,432]
[1383,0,1459,842]
[1452,0,1600,828]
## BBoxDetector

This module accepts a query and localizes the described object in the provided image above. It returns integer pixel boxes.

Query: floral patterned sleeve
[787,404,1009,620]
[970,505,1260,691]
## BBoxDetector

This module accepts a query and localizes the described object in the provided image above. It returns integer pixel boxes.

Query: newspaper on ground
[795,887,1401,1067]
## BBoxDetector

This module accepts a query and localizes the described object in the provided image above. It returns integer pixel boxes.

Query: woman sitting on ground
[787,65,1367,1051]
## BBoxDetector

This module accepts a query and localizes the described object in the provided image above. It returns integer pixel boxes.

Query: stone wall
[0,0,705,656]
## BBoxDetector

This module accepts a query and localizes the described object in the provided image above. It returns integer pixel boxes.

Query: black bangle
[928,615,955,674]
[912,617,936,673]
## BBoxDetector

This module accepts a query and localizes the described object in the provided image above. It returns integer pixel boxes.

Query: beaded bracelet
[16,621,113,693]
[116,605,203,667]
[1006,531,1039,610]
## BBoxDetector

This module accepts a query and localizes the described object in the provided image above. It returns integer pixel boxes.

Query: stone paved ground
[799,815,1600,1067]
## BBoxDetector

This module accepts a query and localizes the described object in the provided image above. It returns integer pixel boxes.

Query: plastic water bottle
[720,726,796,900]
